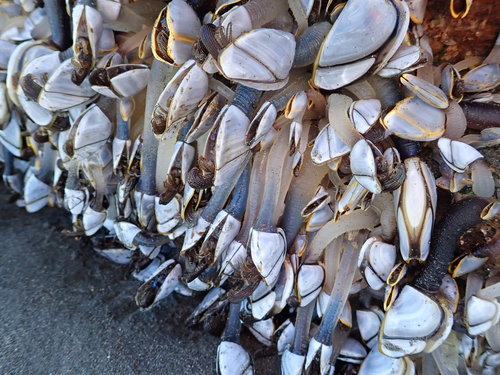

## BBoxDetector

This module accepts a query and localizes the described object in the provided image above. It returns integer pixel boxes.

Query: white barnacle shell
[338,338,367,364]
[246,101,278,148]
[437,138,483,173]
[69,104,113,161]
[337,177,369,215]
[359,347,415,375]
[276,319,295,355]
[155,196,181,235]
[181,216,211,253]
[250,290,276,320]
[38,59,97,111]
[218,28,295,90]
[152,60,208,138]
[272,258,295,313]
[465,295,500,336]
[250,227,286,286]
[311,124,350,165]
[216,341,253,375]
[24,173,50,213]
[296,264,324,307]
[82,206,107,236]
[247,318,274,346]
[357,308,383,348]
[90,64,150,99]
[64,189,86,216]
[137,259,182,309]
[400,74,449,109]
[218,240,247,286]
[349,99,381,134]
[114,221,141,249]
[281,350,305,375]
[380,285,445,357]
[72,4,103,65]
[0,111,22,157]
[382,96,445,141]
[313,57,376,91]
[152,0,201,66]
[358,237,397,290]
[214,104,250,186]
[394,157,436,262]
[203,210,241,262]
[94,247,132,265]
[312,0,397,89]
[350,139,382,194]
[378,44,423,78]
[318,0,397,66]
[462,63,500,93]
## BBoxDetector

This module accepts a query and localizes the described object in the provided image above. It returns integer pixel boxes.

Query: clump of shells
[1,0,499,373]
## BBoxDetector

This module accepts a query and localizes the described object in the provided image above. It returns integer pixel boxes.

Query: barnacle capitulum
[0,0,499,373]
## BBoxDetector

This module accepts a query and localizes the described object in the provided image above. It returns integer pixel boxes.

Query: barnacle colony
[0,0,499,373]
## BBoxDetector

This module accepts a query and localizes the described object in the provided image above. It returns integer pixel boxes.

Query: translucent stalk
[306,207,379,262]
[238,150,268,244]
[255,127,289,230]
[281,148,329,246]
[315,241,359,345]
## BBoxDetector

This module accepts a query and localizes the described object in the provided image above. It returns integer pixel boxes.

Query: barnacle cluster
[0,0,499,373]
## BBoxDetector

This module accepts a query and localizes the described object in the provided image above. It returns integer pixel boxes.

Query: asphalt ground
[0,186,277,375]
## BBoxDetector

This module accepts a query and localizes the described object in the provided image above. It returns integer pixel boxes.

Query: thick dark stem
[132,231,170,247]
[460,101,500,130]
[392,137,421,159]
[44,0,72,50]
[414,197,488,292]
[222,302,242,343]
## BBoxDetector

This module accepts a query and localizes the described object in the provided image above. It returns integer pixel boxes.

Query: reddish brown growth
[424,0,499,64]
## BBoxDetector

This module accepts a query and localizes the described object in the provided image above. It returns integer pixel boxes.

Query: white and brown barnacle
[359,346,415,375]
[66,104,113,161]
[151,60,209,138]
[381,96,445,141]
[312,0,399,89]
[350,139,382,194]
[400,74,449,109]
[394,157,436,262]
[462,63,500,93]
[295,264,324,307]
[185,92,224,144]
[89,64,150,99]
[152,0,201,66]
[437,138,483,173]
[135,259,182,310]
[358,237,397,291]
[71,4,103,83]
[213,105,250,186]
[348,99,381,135]
[379,285,453,358]
[249,227,286,286]
[216,28,296,91]
[301,185,331,217]
[245,101,277,149]
[37,59,98,111]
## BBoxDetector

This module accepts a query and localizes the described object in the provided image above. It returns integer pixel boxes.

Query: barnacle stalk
[414,197,488,292]
[139,60,177,196]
